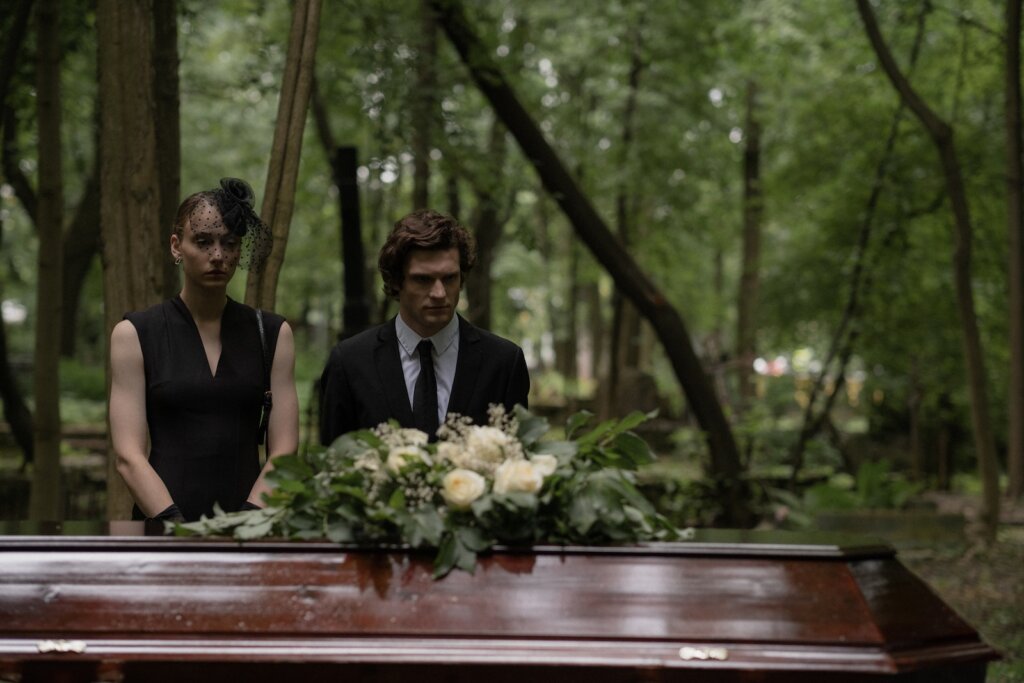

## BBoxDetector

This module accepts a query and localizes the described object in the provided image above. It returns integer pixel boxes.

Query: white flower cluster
[435,405,558,508]
[357,424,435,506]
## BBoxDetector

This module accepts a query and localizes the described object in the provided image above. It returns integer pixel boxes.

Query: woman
[109,178,298,522]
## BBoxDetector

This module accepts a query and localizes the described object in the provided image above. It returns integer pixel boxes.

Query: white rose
[441,469,487,509]
[493,459,543,495]
[466,426,511,466]
[530,454,558,478]
[385,445,431,474]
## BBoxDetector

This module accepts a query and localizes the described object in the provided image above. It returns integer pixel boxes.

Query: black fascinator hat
[209,177,273,271]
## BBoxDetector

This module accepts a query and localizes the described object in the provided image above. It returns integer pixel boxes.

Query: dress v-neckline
[174,295,227,379]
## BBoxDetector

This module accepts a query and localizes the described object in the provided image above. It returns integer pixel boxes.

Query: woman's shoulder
[226,299,285,325]
[123,298,176,327]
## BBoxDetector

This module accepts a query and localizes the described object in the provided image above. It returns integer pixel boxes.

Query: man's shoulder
[329,320,393,359]
[459,316,523,355]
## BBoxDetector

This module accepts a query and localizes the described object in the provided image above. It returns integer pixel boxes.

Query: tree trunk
[736,81,762,406]
[60,162,100,357]
[1007,0,1024,500]
[432,0,751,525]
[245,0,321,310]
[786,108,892,480]
[608,21,644,415]
[584,281,604,387]
[2,104,36,223]
[908,367,924,481]
[30,0,64,521]
[857,0,1001,540]
[465,117,507,330]
[411,0,437,210]
[0,0,33,125]
[153,0,180,299]
[0,247,33,468]
[98,0,166,519]
[334,146,371,338]
[446,173,460,218]
[563,235,580,408]
[0,0,36,469]
[311,78,371,339]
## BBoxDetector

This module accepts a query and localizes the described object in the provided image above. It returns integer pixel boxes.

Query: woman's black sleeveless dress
[126,296,284,522]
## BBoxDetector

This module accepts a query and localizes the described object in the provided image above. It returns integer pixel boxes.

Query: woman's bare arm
[109,320,174,518]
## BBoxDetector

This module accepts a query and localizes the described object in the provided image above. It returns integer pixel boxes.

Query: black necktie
[413,340,439,438]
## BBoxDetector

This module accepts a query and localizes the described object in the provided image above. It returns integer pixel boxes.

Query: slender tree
[736,81,762,407]
[789,7,930,482]
[856,0,1000,540]
[0,0,35,466]
[464,116,508,330]
[1007,0,1024,499]
[311,76,372,337]
[153,0,180,300]
[411,0,438,210]
[59,161,99,357]
[245,0,321,310]
[0,0,32,121]
[608,17,646,417]
[29,0,64,520]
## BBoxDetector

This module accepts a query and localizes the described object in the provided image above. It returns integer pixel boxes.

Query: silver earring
[174,256,182,266]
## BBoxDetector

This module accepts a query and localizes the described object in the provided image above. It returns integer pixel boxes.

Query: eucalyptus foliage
[173,406,680,578]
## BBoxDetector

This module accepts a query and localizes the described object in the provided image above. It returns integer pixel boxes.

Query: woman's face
[171,202,241,288]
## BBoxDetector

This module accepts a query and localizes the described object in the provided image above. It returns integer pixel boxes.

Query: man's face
[397,247,461,338]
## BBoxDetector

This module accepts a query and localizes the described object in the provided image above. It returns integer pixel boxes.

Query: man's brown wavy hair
[378,209,476,300]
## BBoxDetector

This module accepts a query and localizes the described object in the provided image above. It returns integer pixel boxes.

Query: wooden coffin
[0,523,999,682]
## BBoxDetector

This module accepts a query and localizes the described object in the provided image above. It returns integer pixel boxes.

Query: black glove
[152,503,185,523]
[240,500,262,511]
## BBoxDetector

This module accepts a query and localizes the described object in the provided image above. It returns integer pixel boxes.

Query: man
[319,209,530,444]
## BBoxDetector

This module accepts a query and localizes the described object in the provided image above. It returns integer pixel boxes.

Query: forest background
[0,0,1022,679]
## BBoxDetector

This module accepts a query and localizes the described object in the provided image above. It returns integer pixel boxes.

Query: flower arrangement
[174,406,680,578]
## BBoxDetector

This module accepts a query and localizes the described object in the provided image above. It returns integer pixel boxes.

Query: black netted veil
[190,177,273,272]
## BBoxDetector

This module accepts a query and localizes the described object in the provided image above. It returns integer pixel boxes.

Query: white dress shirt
[395,314,460,425]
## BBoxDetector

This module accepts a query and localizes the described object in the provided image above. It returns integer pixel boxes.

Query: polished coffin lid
[0,524,999,681]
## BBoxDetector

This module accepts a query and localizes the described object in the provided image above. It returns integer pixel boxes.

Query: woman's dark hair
[173,191,217,237]
[378,209,476,299]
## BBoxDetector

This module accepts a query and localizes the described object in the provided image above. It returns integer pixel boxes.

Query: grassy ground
[900,525,1024,683]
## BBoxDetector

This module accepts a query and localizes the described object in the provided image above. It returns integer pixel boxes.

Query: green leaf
[611,431,655,468]
[531,439,577,460]
[267,454,314,480]
[576,418,617,447]
[565,411,594,440]
[515,406,550,447]
[234,517,275,540]
[456,525,492,552]
[433,533,458,579]
[407,508,445,547]
[276,478,309,494]
[329,484,369,502]
[608,410,655,436]
[326,521,354,543]
[388,488,407,510]
[568,490,599,536]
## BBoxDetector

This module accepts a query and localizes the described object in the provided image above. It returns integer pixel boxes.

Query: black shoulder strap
[256,309,273,446]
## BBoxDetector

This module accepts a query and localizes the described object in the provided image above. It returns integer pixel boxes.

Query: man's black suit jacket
[319,315,530,445]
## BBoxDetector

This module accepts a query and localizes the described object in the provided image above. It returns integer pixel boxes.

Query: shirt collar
[396,313,459,357]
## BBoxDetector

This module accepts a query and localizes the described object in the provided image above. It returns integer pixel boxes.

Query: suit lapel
[447,315,481,418]
[374,318,415,426]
